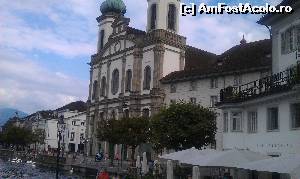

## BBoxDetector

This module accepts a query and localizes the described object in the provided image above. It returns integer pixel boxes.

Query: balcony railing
[220,62,300,104]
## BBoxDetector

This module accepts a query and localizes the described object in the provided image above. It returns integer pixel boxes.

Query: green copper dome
[100,0,126,15]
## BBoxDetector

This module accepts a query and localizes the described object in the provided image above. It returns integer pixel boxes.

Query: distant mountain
[0,108,28,126]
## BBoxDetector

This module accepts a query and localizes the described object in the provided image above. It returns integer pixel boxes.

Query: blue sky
[0,0,281,114]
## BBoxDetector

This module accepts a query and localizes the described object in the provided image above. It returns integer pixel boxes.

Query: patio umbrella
[181,149,270,168]
[237,154,300,179]
[159,147,205,162]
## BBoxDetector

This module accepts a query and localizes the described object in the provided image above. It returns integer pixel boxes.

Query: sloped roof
[258,0,298,25]
[161,39,272,83]
[184,46,217,71]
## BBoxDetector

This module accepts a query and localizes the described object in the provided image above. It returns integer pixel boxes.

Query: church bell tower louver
[146,0,180,33]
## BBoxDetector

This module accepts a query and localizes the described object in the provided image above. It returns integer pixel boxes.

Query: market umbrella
[159,147,206,162]
[237,154,300,179]
[180,149,270,168]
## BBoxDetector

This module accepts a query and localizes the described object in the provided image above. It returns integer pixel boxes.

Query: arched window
[150,4,157,30]
[92,80,98,100]
[168,4,176,31]
[99,30,105,49]
[142,108,150,118]
[111,69,119,95]
[100,76,106,97]
[125,69,132,92]
[143,66,151,90]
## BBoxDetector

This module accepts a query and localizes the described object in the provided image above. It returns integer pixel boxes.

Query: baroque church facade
[86,0,189,156]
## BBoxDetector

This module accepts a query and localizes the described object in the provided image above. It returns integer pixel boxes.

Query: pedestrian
[97,168,109,179]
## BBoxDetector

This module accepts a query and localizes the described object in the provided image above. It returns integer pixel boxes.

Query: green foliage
[1,126,33,148]
[150,102,217,151]
[97,117,150,160]
[31,129,46,145]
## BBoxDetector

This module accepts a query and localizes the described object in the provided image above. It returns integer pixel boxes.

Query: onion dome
[100,0,127,15]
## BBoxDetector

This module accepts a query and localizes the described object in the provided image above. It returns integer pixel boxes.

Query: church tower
[96,0,127,52]
[146,0,180,33]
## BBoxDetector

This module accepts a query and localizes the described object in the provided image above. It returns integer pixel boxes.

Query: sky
[0,0,282,114]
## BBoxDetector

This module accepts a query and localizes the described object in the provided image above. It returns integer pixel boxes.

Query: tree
[120,117,150,161]
[150,102,217,152]
[1,126,33,150]
[31,129,46,150]
[97,117,150,162]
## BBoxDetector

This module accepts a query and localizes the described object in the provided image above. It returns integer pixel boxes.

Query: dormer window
[150,4,157,30]
[167,4,177,31]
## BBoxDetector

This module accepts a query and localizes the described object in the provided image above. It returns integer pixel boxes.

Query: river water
[0,158,84,179]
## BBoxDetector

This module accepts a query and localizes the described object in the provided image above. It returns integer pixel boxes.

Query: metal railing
[220,62,300,104]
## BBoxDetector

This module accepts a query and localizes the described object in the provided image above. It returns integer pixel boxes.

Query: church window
[111,69,119,95]
[125,69,132,92]
[100,30,105,49]
[143,66,151,90]
[150,4,157,30]
[92,80,98,100]
[100,77,106,97]
[168,4,177,31]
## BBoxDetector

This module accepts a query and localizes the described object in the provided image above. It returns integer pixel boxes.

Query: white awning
[160,148,270,168]
[182,149,270,168]
[237,154,300,179]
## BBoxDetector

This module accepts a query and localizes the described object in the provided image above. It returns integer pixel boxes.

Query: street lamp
[56,115,66,179]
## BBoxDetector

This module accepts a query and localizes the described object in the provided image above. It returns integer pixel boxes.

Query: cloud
[0,48,88,113]
[0,0,272,114]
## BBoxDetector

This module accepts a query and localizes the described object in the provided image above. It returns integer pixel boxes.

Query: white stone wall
[163,45,181,77]
[271,8,300,73]
[222,94,300,155]
[163,71,265,149]
[45,119,58,150]
[64,112,86,153]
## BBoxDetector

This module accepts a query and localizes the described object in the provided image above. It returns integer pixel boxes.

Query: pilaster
[180,50,185,71]
[153,44,165,88]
